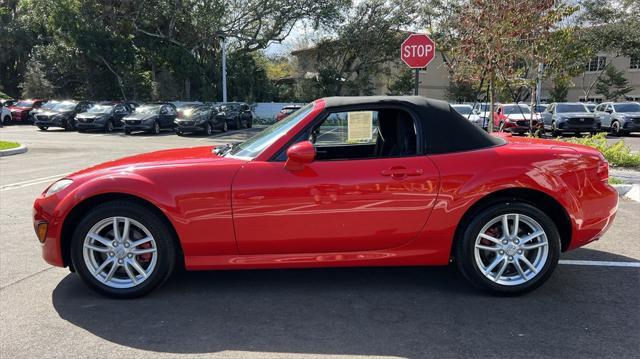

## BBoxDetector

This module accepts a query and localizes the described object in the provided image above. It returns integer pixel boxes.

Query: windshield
[15,101,34,107]
[52,102,77,111]
[452,105,473,115]
[88,105,114,113]
[533,105,547,112]
[613,103,640,112]
[503,105,531,115]
[136,105,161,114]
[556,104,588,113]
[476,104,490,112]
[228,103,314,158]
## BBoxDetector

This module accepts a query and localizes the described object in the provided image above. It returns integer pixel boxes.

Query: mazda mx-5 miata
[33,96,618,298]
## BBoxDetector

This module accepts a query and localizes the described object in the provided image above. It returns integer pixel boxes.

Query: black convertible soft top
[322,96,504,154]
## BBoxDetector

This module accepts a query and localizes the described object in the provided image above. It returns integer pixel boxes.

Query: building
[291,47,640,103]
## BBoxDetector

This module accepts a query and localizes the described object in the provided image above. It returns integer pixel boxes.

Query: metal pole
[535,63,543,108]
[414,69,419,95]
[219,36,227,103]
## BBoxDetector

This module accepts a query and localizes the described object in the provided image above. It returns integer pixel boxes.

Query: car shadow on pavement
[52,249,639,357]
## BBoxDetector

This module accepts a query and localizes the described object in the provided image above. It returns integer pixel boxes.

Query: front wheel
[151,121,160,135]
[456,202,560,295]
[38,126,48,131]
[105,120,114,133]
[610,121,621,136]
[551,121,561,137]
[204,122,212,136]
[70,201,177,298]
[221,121,228,132]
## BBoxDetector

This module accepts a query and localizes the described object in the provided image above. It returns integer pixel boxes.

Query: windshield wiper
[213,142,240,156]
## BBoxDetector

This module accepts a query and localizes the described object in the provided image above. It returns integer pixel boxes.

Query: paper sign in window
[347,111,373,142]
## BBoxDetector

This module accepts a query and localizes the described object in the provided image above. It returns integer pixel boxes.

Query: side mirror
[285,141,315,171]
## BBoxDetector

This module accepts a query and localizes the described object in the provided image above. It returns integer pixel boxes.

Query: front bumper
[556,119,600,132]
[503,121,542,133]
[175,120,208,132]
[33,195,66,267]
[34,117,65,128]
[123,120,154,131]
[621,118,640,132]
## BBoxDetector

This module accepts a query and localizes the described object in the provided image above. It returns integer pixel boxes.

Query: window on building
[585,56,606,72]
[630,56,640,70]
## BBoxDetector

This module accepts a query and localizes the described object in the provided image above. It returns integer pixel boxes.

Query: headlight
[44,179,73,197]
[557,117,567,122]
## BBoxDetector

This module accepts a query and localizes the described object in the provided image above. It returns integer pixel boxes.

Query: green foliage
[386,69,415,96]
[0,141,21,150]
[549,77,569,102]
[560,132,640,168]
[18,59,55,98]
[595,65,634,101]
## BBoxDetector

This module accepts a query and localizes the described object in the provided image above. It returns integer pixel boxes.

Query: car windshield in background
[282,107,300,114]
[136,105,161,114]
[477,104,490,112]
[452,105,473,115]
[556,104,588,113]
[15,101,34,107]
[503,105,530,114]
[533,105,547,112]
[228,103,313,158]
[613,103,640,112]
[88,105,114,113]
[52,102,77,111]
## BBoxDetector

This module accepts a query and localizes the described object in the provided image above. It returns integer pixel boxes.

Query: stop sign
[401,34,435,69]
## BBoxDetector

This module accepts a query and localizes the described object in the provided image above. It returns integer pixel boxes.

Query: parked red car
[275,104,302,121]
[33,96,617,298]
[494,103,542,134]
[8,99,47,123]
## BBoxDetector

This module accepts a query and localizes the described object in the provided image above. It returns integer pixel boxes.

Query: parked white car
[1,104,11,126]
[451,104,484,128]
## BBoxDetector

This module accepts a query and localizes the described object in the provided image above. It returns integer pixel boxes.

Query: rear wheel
[551,121,561,137]
[204,122,213,136]
[2,116,9,126]
[64,119,75,131]
[456,202,560,295]
[221,121,228,132]
[152,121,160,135]
[176,130,184,136]
[70,201,177,298]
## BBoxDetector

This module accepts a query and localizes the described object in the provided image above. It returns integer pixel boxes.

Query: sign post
[401,34,436,96]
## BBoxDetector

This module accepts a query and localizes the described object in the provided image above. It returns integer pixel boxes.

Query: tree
[595,65,633,101]
[386,69,414,96]
[549,77,569,102]
[445,0,575,131]
[18,58,55,98]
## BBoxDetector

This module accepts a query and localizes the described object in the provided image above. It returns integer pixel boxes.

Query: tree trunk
[488,74,495,133]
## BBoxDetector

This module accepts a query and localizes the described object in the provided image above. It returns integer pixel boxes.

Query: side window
[310,109,417,160]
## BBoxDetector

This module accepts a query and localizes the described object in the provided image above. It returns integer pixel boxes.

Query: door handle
[381,167,423,179]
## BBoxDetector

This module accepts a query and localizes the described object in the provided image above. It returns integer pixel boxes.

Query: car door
[602,104,613,128]
[112,104,128,126]
[231,107,440,255]
[542,104,553,129]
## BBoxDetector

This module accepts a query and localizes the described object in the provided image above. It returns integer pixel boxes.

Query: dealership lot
[1,126,639,358]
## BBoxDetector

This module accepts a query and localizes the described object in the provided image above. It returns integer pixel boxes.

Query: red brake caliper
[136,242,153,264]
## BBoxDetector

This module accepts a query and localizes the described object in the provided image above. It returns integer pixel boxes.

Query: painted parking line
[0,173,68,192]
[559,259,640,268]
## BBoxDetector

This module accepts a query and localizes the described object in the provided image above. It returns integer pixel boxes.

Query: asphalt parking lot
[1,125,639,359]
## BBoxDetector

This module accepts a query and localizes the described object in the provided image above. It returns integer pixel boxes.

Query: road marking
[559,259,640,268]
[0,173,69,192]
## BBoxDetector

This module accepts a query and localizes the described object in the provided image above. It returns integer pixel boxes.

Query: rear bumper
[567,182,618,250]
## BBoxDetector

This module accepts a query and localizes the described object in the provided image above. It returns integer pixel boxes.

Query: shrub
[559,132,640,168]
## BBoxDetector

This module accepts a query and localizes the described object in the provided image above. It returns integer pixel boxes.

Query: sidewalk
[610,167,640,184]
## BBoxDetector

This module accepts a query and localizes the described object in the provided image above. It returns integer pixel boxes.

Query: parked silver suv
[593,102,640,136]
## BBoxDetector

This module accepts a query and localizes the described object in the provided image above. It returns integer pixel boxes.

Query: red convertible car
[33,96,618,298]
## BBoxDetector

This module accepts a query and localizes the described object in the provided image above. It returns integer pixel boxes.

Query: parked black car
[219,102,253,129]
[122,103,177,135]
[174,104,227,135]
[75,102,133,132]
[29,100,60,123]
[541,102,600,136]
[33,100,93,131]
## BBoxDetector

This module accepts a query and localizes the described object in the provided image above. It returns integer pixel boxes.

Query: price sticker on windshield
[347,111,373,143]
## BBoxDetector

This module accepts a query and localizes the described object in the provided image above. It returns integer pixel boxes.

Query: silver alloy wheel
[83,216,158,289]
[612,121,620,135]
[153,121,160,134]
[222,121,228,132]
[473,213,549,286]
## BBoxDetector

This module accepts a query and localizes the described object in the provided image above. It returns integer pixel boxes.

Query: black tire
[551,121,561,137]
[204,122,212,136]
[105,120,114,133]
[610,121,621,136]
[38,126,48,131]
[455,201,560,295]
[234,117,241,130]
[246,117,253,128]
[69,200,177,298]
[124,129,132,135]
[64,119,75,131]
[176,130,184,136]
[221,121,228,132]
[152,121,160,135]
[2,116,9,126]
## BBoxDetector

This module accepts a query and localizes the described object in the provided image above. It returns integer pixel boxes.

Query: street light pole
[218,35,227,103]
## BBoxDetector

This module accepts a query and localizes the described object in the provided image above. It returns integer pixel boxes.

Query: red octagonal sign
[401,34,435,69]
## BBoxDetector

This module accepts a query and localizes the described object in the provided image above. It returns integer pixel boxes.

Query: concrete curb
[0,144,28,157]
[612,183,640,203]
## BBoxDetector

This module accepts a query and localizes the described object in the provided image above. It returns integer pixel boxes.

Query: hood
[69,146,245,178]
[124,112,156,120]
[77,112,109,119]
[505,113,539,120]
[37,110,71,117]
[9,106,32,112]
[557,112,594,118]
